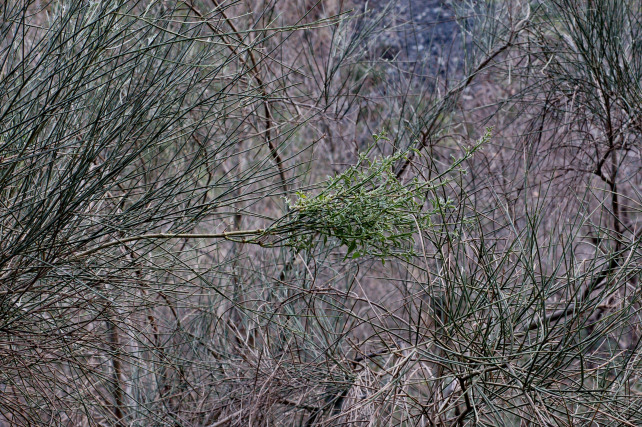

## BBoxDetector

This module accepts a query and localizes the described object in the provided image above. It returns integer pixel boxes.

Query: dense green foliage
[284,130,487,259]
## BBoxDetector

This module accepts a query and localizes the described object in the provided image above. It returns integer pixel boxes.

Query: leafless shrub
[1,0,641,426]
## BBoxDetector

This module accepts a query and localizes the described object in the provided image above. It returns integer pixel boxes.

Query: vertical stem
[106,308,125,426]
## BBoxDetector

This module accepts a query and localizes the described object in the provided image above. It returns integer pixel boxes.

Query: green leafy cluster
[285,130,487,260]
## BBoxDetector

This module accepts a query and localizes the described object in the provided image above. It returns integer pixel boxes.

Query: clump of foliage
[282,130,489,259]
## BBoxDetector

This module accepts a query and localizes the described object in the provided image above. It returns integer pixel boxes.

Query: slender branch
[72,229,268,259]
[521,256,619,333]
[209,408,244,427]
[396,7,529,179]
[183,0,288,192]
[106,308,126,427]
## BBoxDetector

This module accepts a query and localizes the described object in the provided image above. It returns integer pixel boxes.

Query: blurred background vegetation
[1,0,642,425]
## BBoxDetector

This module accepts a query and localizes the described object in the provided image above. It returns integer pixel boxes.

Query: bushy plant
[280,130,488,260]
